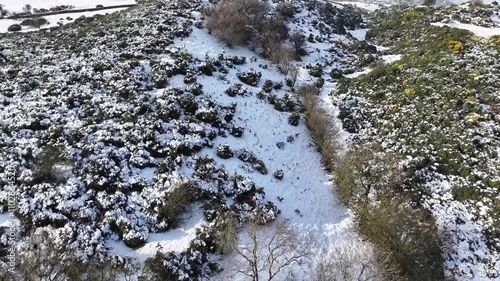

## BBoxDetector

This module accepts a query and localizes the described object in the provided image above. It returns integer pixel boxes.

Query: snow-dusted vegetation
[335,1,500,279]
[0,0,375,280]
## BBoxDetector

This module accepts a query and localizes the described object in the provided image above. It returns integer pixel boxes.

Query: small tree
[205,0,269,47]
[290,31,307,57]
[22,4,32,14]
[232,221,307,281]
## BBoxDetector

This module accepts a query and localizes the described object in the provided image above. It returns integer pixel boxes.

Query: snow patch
[432,21,500,38]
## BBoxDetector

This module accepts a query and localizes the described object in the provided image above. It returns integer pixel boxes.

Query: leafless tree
[205,0,269,47]
[22,4,32,14]
[232,221,307,281]
[314,247,384,281]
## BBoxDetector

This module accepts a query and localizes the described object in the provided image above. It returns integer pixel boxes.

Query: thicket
[299,84,449,280]
[205,0,306,66]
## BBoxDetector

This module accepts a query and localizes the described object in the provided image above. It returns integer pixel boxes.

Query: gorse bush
[333,144,449,281]
[32,145,70,184]
[157,181,198,229]
[333,144,401,204]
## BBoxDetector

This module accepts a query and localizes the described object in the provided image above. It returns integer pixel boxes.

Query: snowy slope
[169,22,374,280]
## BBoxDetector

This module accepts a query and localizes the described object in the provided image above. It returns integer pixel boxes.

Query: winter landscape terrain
[0,0,499,280]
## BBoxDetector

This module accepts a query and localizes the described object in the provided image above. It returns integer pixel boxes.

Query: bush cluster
[205,0,306,62]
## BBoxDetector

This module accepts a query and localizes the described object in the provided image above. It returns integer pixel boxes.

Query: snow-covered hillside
[1,0,499,280]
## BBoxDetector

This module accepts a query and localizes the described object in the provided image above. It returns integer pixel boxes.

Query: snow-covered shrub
[273,169,284,180]
[198,57,217,76]
[330,68,343,79]
[235,149,257,163]
[236,69,262,86]
[252,160,268,175]
[288,112,300,126]
[268,93,302,112]
[216,144,234,159]
[229,126,244,137]
[224,83,247,97]
[224,55,246,66]
[307,64,323,78]
[262,80,274,93]
[156,181,199,229]
[141,251,192,281]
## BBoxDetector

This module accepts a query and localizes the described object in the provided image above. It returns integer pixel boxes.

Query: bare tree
[314,247,386,281]
[232,221,307,281]
[270,47,295,75]
[290,31,307,57]
[15,230,137,281]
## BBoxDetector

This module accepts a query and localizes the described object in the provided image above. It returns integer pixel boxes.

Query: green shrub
[157,181,197,228]
[356,198,448,281]
[8,24,22,32]
[452,185,480,201]
[334,144,401,204]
